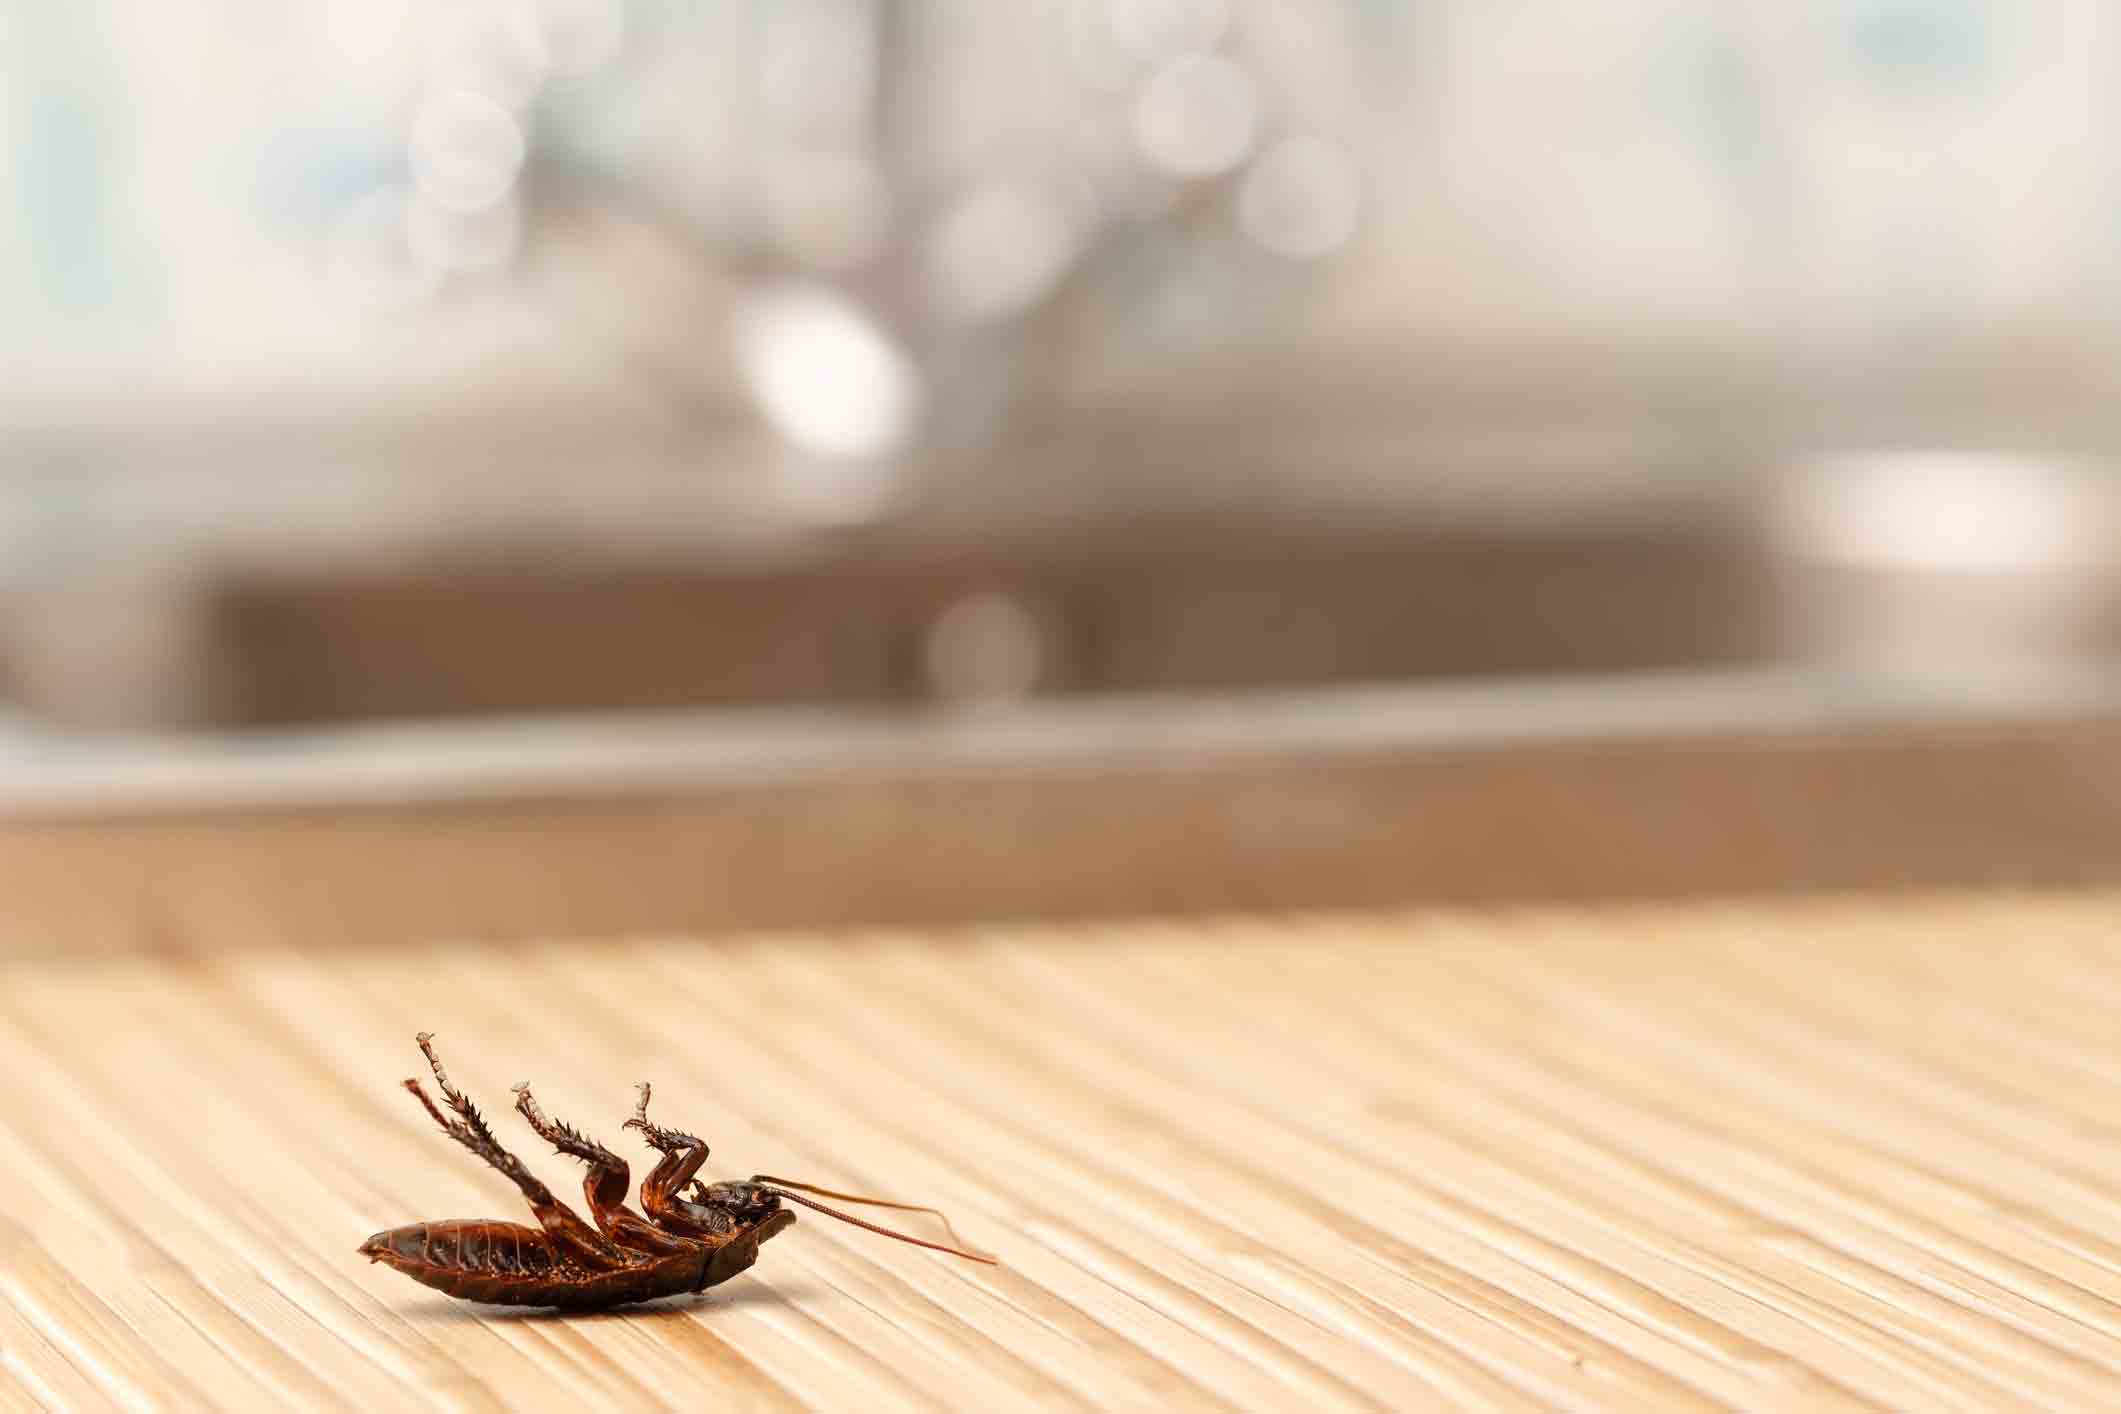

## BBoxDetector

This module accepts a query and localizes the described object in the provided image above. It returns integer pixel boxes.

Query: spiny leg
[624,1083,732,1238]
[625,1082,710,1180]
[403,1034,630,1270]
[512,1081,693,1257]
[510,1082,629,1212]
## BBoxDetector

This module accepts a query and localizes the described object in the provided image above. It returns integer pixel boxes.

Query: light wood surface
[6,891,2121,1409]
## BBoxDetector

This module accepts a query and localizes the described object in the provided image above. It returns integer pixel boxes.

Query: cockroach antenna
[751,1174,979,1249]
[749,1178,998,1263]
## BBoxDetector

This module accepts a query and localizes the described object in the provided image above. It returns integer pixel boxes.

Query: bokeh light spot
[408,89,527,212]
[733,285,923,460]
[1135,53,1257,178]
[1238,136,1359,260]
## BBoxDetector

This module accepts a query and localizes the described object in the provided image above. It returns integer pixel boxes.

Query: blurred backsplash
[5,1,2121,727]
[15,3,2121,378]
[8,0,1378,411]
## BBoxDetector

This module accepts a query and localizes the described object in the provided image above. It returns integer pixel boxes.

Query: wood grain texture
[5,892,2121,1409]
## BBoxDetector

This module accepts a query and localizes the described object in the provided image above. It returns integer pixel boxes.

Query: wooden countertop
[8,891,2121,1410]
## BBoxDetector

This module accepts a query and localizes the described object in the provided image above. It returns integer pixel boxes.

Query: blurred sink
[171,515,1774,728]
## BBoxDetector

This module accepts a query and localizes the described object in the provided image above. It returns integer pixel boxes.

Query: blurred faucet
[472,0,1367,510]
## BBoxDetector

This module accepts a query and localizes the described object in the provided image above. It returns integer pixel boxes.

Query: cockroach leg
[513,1081,696,1257]
[404,1034,631,1271]
[511,1082,630,1213]
[622,1081,707,1158]
[622,1083,729,1237]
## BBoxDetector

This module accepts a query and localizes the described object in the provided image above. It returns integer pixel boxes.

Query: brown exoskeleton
[360,1034,994,1309]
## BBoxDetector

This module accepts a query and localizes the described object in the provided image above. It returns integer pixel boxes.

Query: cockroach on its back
[360,1033,995,1310]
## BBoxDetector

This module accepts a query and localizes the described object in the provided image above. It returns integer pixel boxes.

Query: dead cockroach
[359,1034,996,1309]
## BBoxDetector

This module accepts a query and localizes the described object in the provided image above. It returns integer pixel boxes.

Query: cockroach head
[721,1183,797,1248]
[696,1180,784,1220]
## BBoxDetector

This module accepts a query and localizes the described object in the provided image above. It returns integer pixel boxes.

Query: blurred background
[2,1,2119,808]
[15,8,2121,1392]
